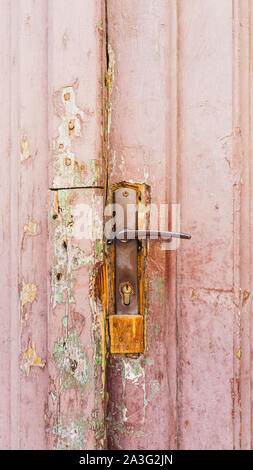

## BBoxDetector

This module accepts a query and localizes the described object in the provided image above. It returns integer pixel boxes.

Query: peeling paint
[20,134,32,161]
[52,413,88,450]
[52,85,96,188]
[23,219,38,236]
[21,340,46,376]
[21,218,39,250]
[49,187,105,449]
[190,287,236,309]
[104,44,115,194]
[20,280,37,308]
[50,190,93,309]
[53,330,89,391]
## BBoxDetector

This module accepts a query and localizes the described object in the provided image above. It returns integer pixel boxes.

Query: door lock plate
[109,315,144,354]
[107,184,146,355]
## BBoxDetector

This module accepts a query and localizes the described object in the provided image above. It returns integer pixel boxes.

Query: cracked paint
[49,187,105,449]
[50,190,93,308]
[53,330,89,391]
[52,86,84,188]
[21,340,46,376]
[52,85,99,188]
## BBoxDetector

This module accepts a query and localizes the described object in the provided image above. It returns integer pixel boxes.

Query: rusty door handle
[107,228,191,244]
[107,185,191,355]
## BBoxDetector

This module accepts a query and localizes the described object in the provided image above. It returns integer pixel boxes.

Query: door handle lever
[107,229,191,244]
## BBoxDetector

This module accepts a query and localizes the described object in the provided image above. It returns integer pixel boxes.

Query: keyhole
[121,283,133,306]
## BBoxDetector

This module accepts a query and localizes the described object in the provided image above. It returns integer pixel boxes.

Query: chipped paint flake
[24,219,38,236]
[21,340,46,375]
[50,191,95,308]
[20,280,37,308]
[20,134,32,161]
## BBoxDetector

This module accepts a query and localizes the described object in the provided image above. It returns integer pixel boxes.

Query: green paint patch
[154,323,162,339]
[52,412,88,450]
[148,273,166,308]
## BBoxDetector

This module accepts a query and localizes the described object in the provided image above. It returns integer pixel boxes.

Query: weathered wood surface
[0,0,253,450]
[106,0,252,450]
[47,188,104,449]
[0,0,106,450]
[48,0,104,189]
[47,0,106,450]
[106,0,178,450]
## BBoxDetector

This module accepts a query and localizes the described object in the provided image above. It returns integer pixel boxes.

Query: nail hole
[68,120,75,131]
[65,158,71,166]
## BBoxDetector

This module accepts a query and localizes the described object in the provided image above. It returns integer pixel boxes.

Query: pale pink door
[0,0,252,450]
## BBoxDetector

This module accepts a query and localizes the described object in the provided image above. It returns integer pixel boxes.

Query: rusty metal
[107,186,144,354]
[109,315,144,354]
[114,188,139,316]
[120,282,133,306]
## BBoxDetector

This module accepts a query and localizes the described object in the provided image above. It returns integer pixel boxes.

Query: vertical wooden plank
[106,0,178,449]
[48,189,105,449]
[18,0,49,449]
[0,0,49,449]
[48,0,104,189]
[47,0,106,449]
[177,0,238,449]
[0,0,18,449]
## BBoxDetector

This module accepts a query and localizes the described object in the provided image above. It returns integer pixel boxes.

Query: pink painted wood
[48,0,104,189]
[0,0,105,450]
[46,0,106,450]
[106,0,178,450]
[0,0,253,450]
[106,0,252,450]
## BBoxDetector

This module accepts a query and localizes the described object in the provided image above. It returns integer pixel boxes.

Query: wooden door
[0,0,252,450]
